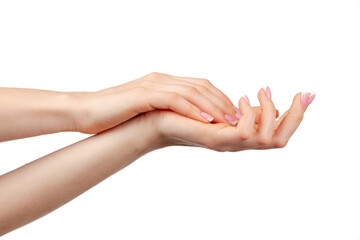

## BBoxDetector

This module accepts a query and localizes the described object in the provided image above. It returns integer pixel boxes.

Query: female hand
[145,89,315,151]
[0,73,278,142]
[0,87,313,235]
[74,72,242,134]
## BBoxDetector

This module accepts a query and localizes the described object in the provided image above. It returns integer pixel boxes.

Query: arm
[0,113,160,236]
[0,87,81,142]
[0,72,242,142]
[0,88,314,236]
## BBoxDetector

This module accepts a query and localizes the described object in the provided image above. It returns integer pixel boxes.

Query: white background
[1,0,360,239]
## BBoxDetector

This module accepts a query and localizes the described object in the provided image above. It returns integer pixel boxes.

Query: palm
[147,91,308,152]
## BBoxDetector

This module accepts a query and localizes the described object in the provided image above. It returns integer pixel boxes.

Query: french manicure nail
[263,85,272,99]
[224,114,238,126]
[307,92,316,105]
[233,105,242,119]
[201,112,214,122]
[300,92,309,107]
[242,95,250,105]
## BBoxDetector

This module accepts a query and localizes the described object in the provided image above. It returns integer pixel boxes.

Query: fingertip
[233,105,242,119]
[237,96,242,107]
[291,92,305,109]
[297,91,316,108]
[200,112,214,123]
[238,95,250,106]
[307,92,316,105]
[257,87,265,99]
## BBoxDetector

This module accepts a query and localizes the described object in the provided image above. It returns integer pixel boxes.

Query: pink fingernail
[233,105,242,119]
[300,92,309,107]
[201,112,214,122]
[263,85,272,99]
[307,92,316,105]
[224,114,238,125]
[242,95,250,105]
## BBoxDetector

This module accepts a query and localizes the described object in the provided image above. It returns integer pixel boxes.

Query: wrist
[139,110,178,149]
[67,89,141,134]
[103,110,164,154]
[61,91,92,132]
[135,111,166,151]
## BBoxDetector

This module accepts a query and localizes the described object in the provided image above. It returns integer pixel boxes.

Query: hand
[0,87,313,235]
[74,72,242,134]
[145,89,315,151]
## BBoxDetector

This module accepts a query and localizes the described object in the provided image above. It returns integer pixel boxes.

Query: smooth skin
[0,72,280,142]
[0,72,242,142]
[0,73,312,236]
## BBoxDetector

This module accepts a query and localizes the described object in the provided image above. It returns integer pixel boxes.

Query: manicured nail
[201,112,214,122]
[263,85,272,99]
[242,95,250,105]
[224,114,238,125]
[307,92,316,105]
[233,105,242,119]
[300,92,309,107]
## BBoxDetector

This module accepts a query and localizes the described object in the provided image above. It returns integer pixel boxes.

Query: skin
[0,73,312,236]
[0,72,238,142]
[0,72,279,142]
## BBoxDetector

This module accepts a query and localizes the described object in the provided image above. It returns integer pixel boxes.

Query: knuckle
[214,146,227,152]
[239,130,251,140]
[257,135,272,145]
[167,92,180,103]
[197,85,208,93]
[205,140,217,150]
[203,131,221,149]
[262,106,276,118]
[186,86,199,94]
[146,72,162,79]
[269,107,277,116]
[274,139,288,148]
[198,78,211,85]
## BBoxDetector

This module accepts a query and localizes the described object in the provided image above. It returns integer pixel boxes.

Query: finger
[158,76,238,124]
[274,110,289,129]
[236,95,256,139]
[256,87,276,144]
[146,83,236,124]
[158,110,232,150]
[147,90,214,124]
[271,92,312,148]
[253,106,262,123]
[253,106,279,124]
[171,75,233,105]
[168,75,239,119]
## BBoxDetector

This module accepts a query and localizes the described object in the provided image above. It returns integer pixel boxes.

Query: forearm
[0,113,160,236]
[0,88,84,142]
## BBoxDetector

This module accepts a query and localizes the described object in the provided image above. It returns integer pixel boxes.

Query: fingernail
[224,114,238,125]
[307,92,316,105]
[233,105,242,119]
[201,112,214,122]
[242,95,250,105]
[263,85,272,99]
[300,92,309,107]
